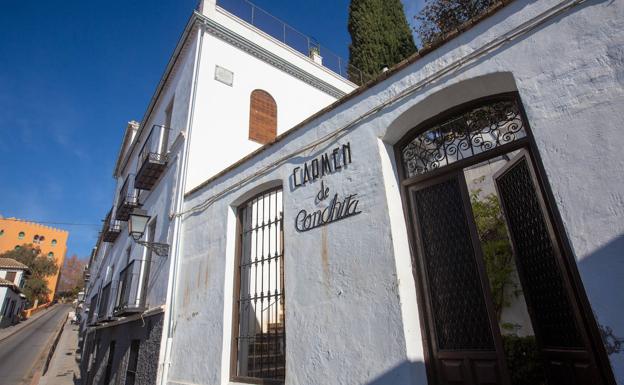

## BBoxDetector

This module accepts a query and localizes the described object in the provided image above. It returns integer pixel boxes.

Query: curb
[27,311,68,385]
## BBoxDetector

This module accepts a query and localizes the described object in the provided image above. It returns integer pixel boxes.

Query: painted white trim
[158,26,205,385]
[377,139,428,376]
[220,206,239,385]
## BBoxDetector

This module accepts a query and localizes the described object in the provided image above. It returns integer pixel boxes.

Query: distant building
[0,217,69,304]
[0,258,29,328]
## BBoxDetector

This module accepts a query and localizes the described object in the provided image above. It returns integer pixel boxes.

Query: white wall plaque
[214,65,234,86]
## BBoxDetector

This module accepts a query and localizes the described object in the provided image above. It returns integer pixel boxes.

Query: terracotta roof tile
[0,258,29,270]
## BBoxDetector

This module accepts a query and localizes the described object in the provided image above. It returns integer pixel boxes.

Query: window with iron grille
[104,341,115,385]
[124,340,140,385]
[232,187,285,382]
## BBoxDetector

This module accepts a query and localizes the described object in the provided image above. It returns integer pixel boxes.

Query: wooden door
[494,150,604,385]
[407,171,510,385]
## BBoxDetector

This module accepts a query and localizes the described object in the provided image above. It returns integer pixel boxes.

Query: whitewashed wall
[185,4,356,192]
[167,0,624,384]
[86,30,200,316]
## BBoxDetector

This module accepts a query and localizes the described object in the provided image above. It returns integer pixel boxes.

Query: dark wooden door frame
[406,170,511,384]
[393,92,615,385]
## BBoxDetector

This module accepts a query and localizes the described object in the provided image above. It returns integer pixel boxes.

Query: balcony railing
[135,125,170,190]
[102,209,122,243]
[102,220,121,242]
[97,281,118,322]
[116,174,140,221]
[216,0,371,86]
[114,260,146,317]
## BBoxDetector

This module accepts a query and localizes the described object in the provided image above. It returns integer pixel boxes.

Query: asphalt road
[0,304,71,385]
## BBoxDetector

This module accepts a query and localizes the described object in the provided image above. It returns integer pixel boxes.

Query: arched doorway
[395,93,613,385]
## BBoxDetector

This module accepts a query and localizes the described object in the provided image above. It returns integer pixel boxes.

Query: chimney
[197,0,217,18]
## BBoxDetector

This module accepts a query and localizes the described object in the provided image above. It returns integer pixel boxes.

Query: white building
[83,0,624,385]
[81,0,357,384]
[0,258,29,328]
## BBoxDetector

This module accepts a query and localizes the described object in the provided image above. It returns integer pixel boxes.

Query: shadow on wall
[577,234,624,380]
[365,360,427,385]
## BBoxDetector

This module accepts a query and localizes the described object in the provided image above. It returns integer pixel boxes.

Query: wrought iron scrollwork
[401,99,526,177]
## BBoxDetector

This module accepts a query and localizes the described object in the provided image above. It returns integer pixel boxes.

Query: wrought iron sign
[292,143,352,188]
[291,142,362,232]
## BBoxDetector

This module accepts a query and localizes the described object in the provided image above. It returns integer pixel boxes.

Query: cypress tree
[348,0,417,83]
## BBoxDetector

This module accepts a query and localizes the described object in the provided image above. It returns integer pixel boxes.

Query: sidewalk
[0,304,56,341]
[38,318,82,385]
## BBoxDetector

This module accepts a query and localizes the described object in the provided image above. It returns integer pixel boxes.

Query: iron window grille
[400,98,527,178]
[88,294,99,325]
[233,187,285,383]
[124,340,141,385]
[114,259,146,316]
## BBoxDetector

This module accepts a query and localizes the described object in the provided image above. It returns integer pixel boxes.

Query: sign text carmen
[291,143,352,189]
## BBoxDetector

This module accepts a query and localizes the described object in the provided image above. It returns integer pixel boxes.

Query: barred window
[233,187,285,382]
[249,90,277,145]
[124,340,140,385]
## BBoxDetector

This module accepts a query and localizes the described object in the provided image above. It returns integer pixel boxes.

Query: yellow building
[0,217,68,304]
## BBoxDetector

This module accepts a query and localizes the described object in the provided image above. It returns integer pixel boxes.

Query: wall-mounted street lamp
[128,209,170,257]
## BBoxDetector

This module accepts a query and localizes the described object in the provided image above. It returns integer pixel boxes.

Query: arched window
[18,231,25,240]
[51,239,57,246]
[33,235,40,244]
[0,229,4,236]
[249,90,277,145]
[48,252,54,259]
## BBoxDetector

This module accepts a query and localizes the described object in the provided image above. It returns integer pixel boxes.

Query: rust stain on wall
[321,226,330,291]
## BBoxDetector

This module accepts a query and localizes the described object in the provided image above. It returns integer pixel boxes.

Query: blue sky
[0,0,422,259]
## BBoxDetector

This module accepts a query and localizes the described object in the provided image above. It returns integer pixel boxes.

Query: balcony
[114,260,146,317]
[135,125,170,190]
[103,220,121,242]
[116,174,140,221]
[97,281,118,322]
[102,210,122,243]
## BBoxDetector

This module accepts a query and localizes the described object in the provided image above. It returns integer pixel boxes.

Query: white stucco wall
[86,30,200,319]
[0,285,24,327]
[168,0,624,384]
[185,7,357,193]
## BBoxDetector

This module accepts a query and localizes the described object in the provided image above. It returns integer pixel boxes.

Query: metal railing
[115,260,145,314]
[107,220,121,234]
[88,294,99,325]
[98,281,117,321]
[138,124,170,168]
[117,174,140,215]
[216,0,370,86]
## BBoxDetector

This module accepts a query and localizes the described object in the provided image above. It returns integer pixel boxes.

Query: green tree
[348,0,417,82]
[1,244,58,305]
[415,0,495,46]
[470,189,518,322]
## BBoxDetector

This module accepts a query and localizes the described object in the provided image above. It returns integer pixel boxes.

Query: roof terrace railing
[215,0,371,86]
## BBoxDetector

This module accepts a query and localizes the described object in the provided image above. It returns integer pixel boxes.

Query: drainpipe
[158,25,204,385]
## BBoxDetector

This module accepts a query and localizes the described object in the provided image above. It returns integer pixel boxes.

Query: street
[0,304,71,385]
